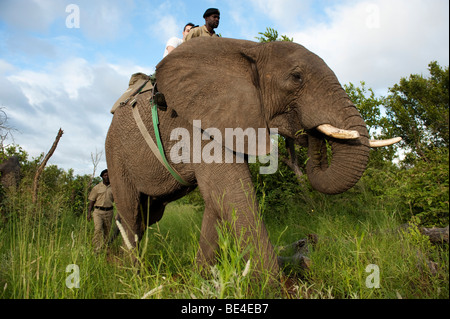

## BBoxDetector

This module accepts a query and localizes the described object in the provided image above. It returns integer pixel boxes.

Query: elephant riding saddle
[110,72,167,114]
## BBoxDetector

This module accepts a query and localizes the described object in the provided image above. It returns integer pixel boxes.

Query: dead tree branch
[32,128,64,204]
[87,149,103,191]
[419,225,449,244]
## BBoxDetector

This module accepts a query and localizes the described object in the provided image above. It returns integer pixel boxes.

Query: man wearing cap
[87,169,114,252]
[185,8,220,41]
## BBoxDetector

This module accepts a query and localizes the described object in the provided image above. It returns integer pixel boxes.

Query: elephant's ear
[156,38,271,156]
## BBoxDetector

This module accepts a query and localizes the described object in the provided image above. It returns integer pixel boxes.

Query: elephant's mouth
[316,124,402,147]
[305,124,401,195]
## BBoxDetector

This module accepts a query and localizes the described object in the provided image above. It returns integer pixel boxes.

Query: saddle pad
[110,73,153,114]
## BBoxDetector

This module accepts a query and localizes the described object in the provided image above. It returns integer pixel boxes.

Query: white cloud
[249,0,313,28]
[146,0,192,46]
[107,62,149,78]
[60,58,95,100]
[7,58,94,106]
[0,0,136,43]
[150,14,182,45]
[0,0,66,32]
[0,60,15,74]
[286,0,449,92]
[2,57,146,175]
[78,0,135,42]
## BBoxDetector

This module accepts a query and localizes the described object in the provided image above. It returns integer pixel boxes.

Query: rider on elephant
[185,8,220,41]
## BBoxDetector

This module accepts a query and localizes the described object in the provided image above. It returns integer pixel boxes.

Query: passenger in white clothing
[163,23,195,58]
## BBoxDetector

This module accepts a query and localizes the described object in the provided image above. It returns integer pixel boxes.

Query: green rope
[151,103,192,186]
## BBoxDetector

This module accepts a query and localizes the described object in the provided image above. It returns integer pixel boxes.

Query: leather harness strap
[131,103,192,186]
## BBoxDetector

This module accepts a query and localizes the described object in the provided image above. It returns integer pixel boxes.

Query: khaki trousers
[92,209,114,252]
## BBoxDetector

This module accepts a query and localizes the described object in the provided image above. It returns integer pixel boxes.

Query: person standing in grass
[87,169,114,253]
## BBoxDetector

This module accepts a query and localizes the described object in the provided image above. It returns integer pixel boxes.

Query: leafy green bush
[393,148,449,227]
[359,148,449,227]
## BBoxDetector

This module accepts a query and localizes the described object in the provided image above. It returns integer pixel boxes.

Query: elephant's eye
[291,72,302,83]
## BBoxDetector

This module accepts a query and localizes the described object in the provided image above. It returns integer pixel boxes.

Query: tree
[383,61,449,163]
[380,61,449,226]
[344,82,382,134]
[255,27,293,43]
[0,107,17,159]
[344,82,397,167]
[32,128,64,204]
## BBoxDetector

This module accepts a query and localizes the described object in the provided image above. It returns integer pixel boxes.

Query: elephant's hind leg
[110,168,142,249]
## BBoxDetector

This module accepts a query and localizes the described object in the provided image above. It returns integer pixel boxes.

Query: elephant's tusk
[317,124,360,140]
[369,137,402,148]
[116,219,133,250]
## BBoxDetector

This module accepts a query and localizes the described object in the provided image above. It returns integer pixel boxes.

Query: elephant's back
[106,91,154,160]
[156,37,257,70]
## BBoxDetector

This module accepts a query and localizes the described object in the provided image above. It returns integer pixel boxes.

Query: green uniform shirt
[184,25,219,41]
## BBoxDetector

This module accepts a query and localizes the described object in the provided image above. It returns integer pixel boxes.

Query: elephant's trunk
[305,115,370,195]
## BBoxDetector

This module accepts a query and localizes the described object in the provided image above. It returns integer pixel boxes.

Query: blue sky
[0,0,449,176]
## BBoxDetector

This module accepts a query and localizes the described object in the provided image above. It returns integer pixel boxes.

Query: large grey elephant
[105,37,397,276]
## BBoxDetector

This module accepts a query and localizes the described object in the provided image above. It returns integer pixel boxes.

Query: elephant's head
[156,38,393,195]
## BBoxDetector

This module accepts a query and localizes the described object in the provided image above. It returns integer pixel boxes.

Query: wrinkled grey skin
[105,38,370,277]
[0,156,20,189]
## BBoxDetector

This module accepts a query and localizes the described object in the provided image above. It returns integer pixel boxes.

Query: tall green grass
[0,185,448,299]
[0,193,119,298]
[264,189,449,299]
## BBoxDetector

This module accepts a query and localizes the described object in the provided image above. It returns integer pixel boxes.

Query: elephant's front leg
[194,162,280,277]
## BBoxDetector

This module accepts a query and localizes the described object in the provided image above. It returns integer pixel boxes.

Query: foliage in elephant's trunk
[306,130,370,195]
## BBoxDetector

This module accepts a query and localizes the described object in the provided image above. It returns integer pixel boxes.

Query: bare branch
[87,149,103,191]
[90,149,103,178]
[32,128,64,205]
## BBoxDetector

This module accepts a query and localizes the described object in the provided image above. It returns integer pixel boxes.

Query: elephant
[0,156,21,189]
[105,37,398,277]
[0,155,21,221]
